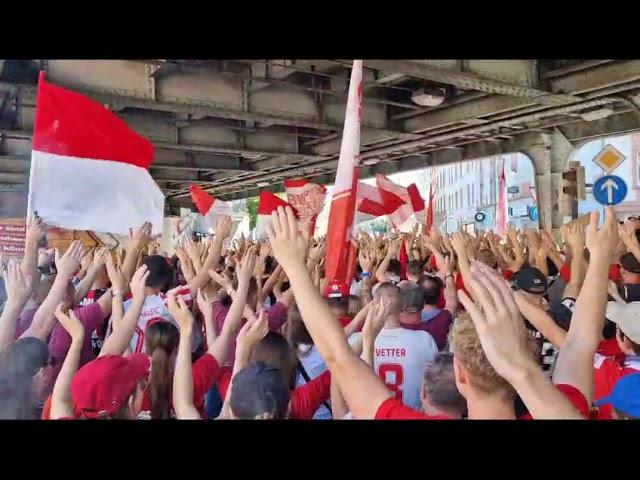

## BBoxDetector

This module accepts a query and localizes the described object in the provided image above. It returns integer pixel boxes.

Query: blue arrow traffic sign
[593,175,627,206]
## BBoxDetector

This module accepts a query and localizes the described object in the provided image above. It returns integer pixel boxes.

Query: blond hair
[449,312,539,396]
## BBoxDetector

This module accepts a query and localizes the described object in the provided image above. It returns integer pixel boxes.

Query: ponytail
[149,348,172,419]
[144,322,179,419]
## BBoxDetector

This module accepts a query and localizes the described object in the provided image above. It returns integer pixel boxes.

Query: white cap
[606,301,640,343]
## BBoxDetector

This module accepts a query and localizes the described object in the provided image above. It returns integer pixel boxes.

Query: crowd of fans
[1,205,639,420]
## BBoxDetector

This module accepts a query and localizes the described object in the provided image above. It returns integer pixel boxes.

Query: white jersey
[296,344,332,420]
[123,293,174,354]
[352,327,437,411]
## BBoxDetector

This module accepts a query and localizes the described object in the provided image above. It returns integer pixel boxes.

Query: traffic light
[560,161,586,218]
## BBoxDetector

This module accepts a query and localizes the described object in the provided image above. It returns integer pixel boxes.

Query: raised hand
[54,302,85,343]
[25,214,47,246]
[3,259,34,306]
[358,250,374,273]
[129,265,150,301]
[618,221,639,251]
[457,261,534,383]
[585,207,619,261]
[92,247,109,268]
[215,215,232,241]
[167,293,195,332]
[37,248,55,270]
[184,239,200,262]
[105,252,126,294]
[196,288,215,317]
[362,297,390,342]
[450,232,468,258]
[237,248,258,285]
[55,241,84,278]
[266,206,310,271]
[236,307,269,357]
[79,249,94,273]
[129,222,152,249]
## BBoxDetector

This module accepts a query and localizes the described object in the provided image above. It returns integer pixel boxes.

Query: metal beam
[361,60,581,105]
[548,60,640,96]
[154,141,328,161]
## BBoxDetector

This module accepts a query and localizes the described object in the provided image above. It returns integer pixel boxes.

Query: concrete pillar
[524,129,575,230]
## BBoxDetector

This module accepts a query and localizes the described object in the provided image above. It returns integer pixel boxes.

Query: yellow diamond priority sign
[593,144,626,174]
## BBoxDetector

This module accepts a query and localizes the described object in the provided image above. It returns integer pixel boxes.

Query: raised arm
[185,216,231,294]
[375,239,398,283]
[98,265,149,357]
[122,223,152,285]
[268,207,393,419]
[437,254,458,314]
[514,291,566,349]
[21,241,84,341]
[619,221,640,263]
[21,215,47,297]
[458,262,583,419]
[208,250,256,365]
[73,247,109,306]
[553,208,618,404]
[50,304,85,419]
[169,294,201,420]
[561,223,587,300]
[0,260,34,354]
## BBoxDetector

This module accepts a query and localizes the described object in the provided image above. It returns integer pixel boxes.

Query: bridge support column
[524,129,575,231]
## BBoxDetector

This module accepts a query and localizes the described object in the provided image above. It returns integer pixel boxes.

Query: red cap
[71,354,150,418]
[560,262,621,283]
[323,279,350,298]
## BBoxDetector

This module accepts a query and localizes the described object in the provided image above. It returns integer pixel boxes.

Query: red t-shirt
[289,371,332,420]
[560,262,620,283]
[375,397,451,420]
[376,383,589,420]
[593,353,640,419]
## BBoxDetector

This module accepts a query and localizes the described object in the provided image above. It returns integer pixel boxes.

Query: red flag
[324,61,362,295]
[399,238,408,280]
[189,185,232,218]
[375,174,425,228]
[28,72,164,235]
[426,180,436,232]
[256,191,296,238]
[496,161,508,235]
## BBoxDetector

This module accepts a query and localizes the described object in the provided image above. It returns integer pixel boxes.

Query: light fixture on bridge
[580,107,614,122]
[411,87,446,107]
[257,181,270,187]
[362,158,380,166]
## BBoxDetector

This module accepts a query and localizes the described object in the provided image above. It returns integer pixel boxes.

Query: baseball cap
[595,373,640,418]
[512,267,548,294]
[605,301,640,343]
[229,361,290,419]
[71,354,150,418]
[323,279,350,299]
[620,252,640,274]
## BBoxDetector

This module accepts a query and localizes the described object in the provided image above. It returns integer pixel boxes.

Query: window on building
[472,184,475,205]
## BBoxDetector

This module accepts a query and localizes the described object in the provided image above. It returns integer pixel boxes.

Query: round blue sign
[593,175,627,206]
[529,206,539,221]
[474,212,486,222]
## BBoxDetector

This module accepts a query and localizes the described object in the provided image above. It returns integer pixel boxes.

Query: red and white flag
[189,185,233,221]
[324,60,362,295]
[27,72,164,235]
[256,190,295,239]
[284,179,326,236]
[496,160,508,235]
[425,180,436,232]
[376,174,425,228]
[354,175,425,228]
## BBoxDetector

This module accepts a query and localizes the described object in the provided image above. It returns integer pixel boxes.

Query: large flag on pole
[425,179,436,232]
[324,60,362,296]
[496,160,508,235]
[189,185,233,220]
[27,72,164,235]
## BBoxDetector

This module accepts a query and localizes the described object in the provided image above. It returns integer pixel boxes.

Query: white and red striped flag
[496,160,508,235]
[255,190,296,239]
[324,60,362,296]
[284,179,326,236]
[189,184,233,221]
[27,72,165,235]
[375,174,425,228]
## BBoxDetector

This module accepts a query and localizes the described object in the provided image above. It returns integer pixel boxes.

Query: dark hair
[422,352,467,417]
[388,259,402,277]
[143,255,174,291]
[144,322,180,419]
[264,256,277,275]
[0,337,50,419]
[230,361,290,419]
[400,283,426,312]
[420,275,444,306]
[327,296,349,316]
[407,260,423,277]
[287,304,313,349]
[250,332,298,390]
[619,329,640,355]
